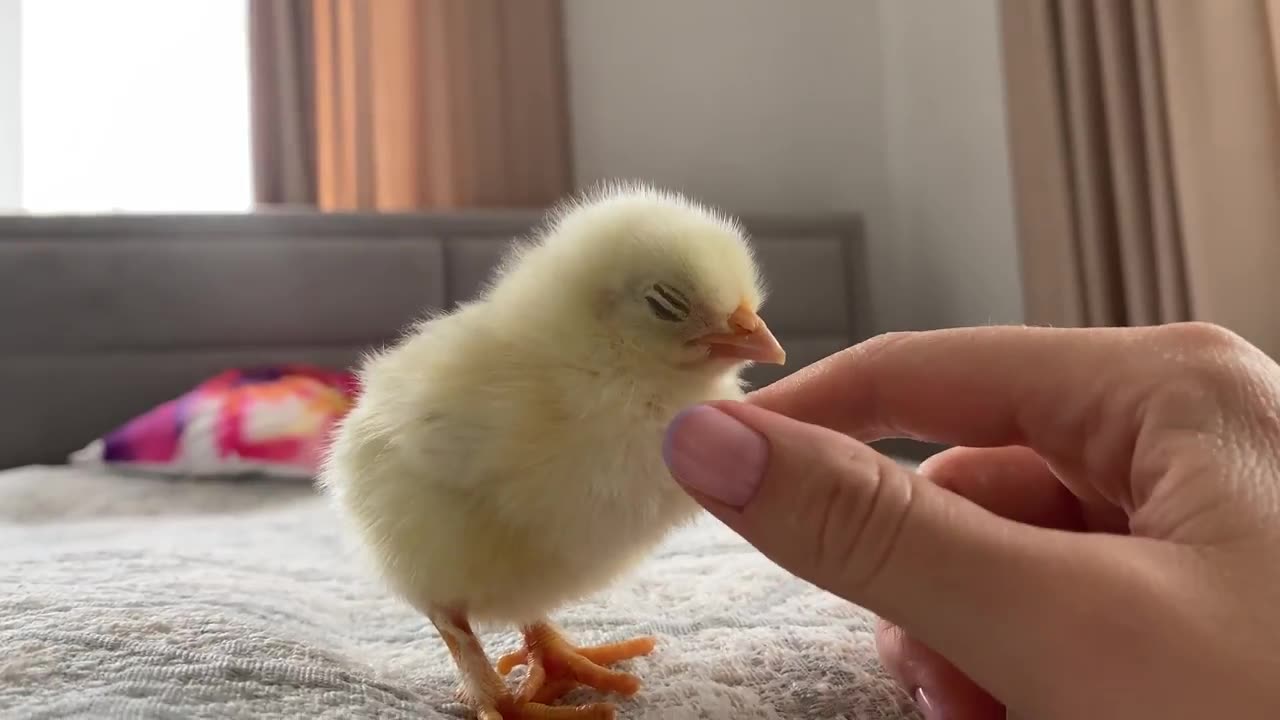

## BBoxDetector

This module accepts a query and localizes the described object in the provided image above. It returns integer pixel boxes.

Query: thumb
[662,401,1141,705]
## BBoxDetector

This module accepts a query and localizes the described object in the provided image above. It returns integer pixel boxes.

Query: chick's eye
[644,282,690,323]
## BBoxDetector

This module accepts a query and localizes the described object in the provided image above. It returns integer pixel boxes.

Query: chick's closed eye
[644,283,691,323]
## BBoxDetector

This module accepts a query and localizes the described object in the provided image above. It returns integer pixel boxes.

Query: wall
[563,0,885,216]
[0,0,20,209]
[878,0,1022,329]
[562,0,1024,332]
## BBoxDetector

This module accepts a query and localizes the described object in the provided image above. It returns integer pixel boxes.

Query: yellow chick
[319,183,786,720]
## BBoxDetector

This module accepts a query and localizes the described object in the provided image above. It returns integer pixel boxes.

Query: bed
[0,210,919,719]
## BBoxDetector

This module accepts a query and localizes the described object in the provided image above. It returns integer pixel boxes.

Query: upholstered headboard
[0,210,869,469]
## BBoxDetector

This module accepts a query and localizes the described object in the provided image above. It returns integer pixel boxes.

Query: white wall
[562,0,1023,332]
[564,0,885,216]
[0,0,20,209]
[878,0,1022,329]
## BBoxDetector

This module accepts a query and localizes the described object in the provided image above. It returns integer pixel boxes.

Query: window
[20,0,252,212]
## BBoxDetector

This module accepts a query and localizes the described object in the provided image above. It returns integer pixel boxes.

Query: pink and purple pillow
[70,365,359,479]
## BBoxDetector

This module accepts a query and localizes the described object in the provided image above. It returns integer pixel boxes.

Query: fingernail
[663,405,768,508]
[913,687,938,719]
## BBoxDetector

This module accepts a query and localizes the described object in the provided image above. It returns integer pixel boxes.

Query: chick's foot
[430,610,617,720]
[496,622,656,706]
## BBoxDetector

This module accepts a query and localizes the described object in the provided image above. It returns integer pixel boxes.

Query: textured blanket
[0,465,918,719]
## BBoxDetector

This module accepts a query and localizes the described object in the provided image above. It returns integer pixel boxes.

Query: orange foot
[496,623,657,707]
[431,609,620,720]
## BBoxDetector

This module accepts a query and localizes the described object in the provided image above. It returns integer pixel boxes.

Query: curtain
[248,0,317,206]
[248,0,573,212]
[999,0,1280,357]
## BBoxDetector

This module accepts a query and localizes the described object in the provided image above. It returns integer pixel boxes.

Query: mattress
[0,464,916,719]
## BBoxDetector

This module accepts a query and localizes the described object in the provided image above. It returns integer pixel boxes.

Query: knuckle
[1158,322,1258,372]
[810,443,915,598]
[810,455,872,579]
[872,620,913,683]
[1156,323,1262,391]
[1160,321,1248,353]
[1143,323,1280,437]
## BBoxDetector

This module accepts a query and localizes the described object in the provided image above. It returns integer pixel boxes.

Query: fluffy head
[483,182,786,377]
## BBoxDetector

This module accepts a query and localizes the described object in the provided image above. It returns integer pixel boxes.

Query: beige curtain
[249,0,573,212]
[1000,0,1280,357]
[249,0,317,206]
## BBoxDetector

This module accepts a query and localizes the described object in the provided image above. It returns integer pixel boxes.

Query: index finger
[748,323,1241,479]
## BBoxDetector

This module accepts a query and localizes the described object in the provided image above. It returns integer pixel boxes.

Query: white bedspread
[0,465,917,719]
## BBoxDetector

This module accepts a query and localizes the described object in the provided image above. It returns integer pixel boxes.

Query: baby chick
[320,183,786,719]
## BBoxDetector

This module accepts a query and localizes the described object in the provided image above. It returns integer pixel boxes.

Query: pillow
[69,365,359,479]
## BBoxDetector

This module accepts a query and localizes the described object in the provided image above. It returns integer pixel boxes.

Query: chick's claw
[497,624,656,706]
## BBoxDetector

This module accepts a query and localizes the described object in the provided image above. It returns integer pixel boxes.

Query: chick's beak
[693,304,787,365]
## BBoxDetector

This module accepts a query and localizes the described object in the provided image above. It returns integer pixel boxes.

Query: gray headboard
[0,210,869,469]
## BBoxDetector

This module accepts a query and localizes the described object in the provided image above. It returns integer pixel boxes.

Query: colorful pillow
[70,365,359,479]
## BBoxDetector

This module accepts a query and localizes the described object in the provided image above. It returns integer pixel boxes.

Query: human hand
[661,323,1280,719]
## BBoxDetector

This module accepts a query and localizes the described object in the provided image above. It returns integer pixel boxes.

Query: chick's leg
[429,610,615,720]
[497,621,656,705]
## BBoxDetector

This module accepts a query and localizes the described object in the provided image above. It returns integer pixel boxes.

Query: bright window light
[20,0,252,213]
